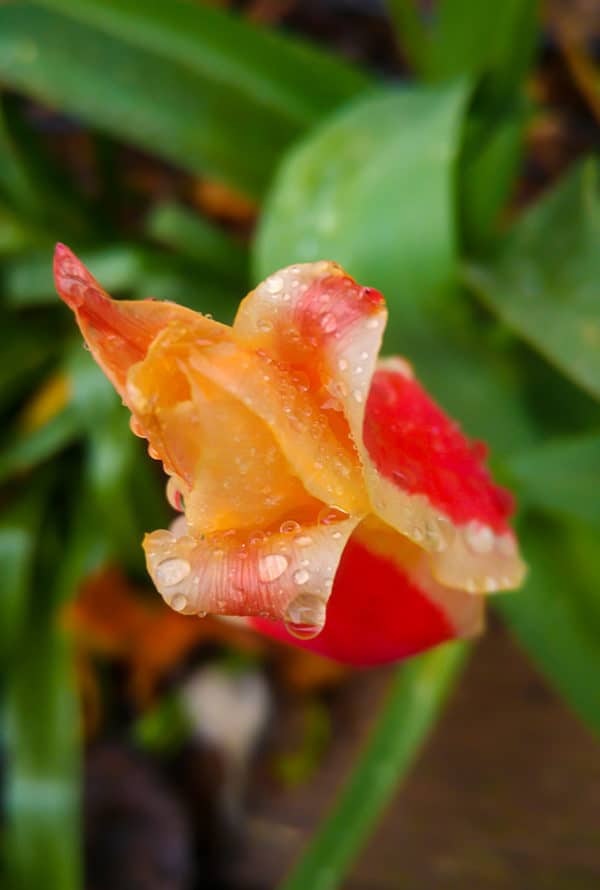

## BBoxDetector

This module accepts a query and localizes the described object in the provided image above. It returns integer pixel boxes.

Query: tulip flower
[54,244,525,666]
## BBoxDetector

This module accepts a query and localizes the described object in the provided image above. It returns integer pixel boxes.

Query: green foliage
[280,644,468,890]
[466,160,600,400]
[0,1,599,889]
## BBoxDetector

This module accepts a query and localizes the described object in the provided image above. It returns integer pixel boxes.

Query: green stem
[279,642,469,890]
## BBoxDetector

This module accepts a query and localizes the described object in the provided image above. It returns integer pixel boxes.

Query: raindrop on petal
[171,593,189,612]
[280,519,301,534]
[258,554,289,582]
[284,593,326,640]
[156,558,191,587]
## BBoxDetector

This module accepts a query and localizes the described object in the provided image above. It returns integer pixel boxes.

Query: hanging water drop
[284,593,326,640]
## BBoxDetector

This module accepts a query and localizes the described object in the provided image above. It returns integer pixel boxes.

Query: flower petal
[362,360,526,593]
[127,322,319,530]
[54,243,227,399]
[251,518,481,666]
[143,513,361,632]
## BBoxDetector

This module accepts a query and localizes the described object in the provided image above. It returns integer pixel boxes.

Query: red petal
[364,363,513,530]
[251,534,460,666]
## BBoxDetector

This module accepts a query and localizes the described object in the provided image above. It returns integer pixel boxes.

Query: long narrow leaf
[280,643,468,890]
[465,159,600,401]
[35,0,370,127]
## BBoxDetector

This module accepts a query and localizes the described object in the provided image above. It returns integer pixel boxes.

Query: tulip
[54,244,525,665]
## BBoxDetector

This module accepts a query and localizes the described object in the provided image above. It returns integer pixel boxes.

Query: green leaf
[428,0,539,92]
[3,482,85,890]
[256,82,469,344]
[4,244,145,306]
[255,81,536,453]
[465,159,600,401]
[0,3,368,197]
[279,644,468,890]
[497,518,600,735]
[0,406,80,484]
[36,0,369,128]
[145,202,248,286]
[4,623,81,890]
[385,1,430,75]
[0,491,45,661]
[507,434,600,527]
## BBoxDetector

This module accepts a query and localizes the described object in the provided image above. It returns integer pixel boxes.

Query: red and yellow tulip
[54,244,525,666]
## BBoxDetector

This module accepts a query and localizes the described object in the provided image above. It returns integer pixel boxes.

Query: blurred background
[2,1,600,888]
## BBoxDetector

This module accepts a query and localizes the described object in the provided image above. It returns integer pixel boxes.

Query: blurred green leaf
[497,519,600,735]
[428,0,538,92]
[0,3,368,197]
[5,244,145,306]
[280,643,468,890]
[133,693,191,755]
[0,406,80,484]
[465,159,600,401]
[3,480,85,890]
[0,490,45,661]
[37,0,369,128]
[508,434,600,527]
[145,202,248,286]
[4,623,81,890]
[385,1,430,74]
[256,82,469,341]
[459,97,529,248]
[255,81,536,452]
[0,99,40,216]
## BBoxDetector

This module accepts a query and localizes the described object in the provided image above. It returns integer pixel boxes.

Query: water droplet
[166,476,186,512]
[412,526,425,543]
[156,558,191,587]
[293,569,310,585]
[258,318,273,332]
[170,593,188,612]
[284,593,326,640]
[354,366,364,375]
[465,520,494,554]
[280,519,300,534]
[266,276,283,294]
[129,416,145,438]
[318,505,350,525]
[497,533,516,556]
[352,389,363,403]
[296,535,313,547]
[366,318,379,329]
[258,554,288,582]
[320,312,337,333]
[360,351,369,360]
[338,358,348,371]
[484,576,498,592]
[332,531,342,540]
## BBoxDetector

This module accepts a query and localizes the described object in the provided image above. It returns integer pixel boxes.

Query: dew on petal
[258,318,273,333]
[295,535,313,547]
[293,569,310,585]
[265,276,283,294]
[280,519,301,534]
[156,557,191,587]
[318,505,350,525]
[258,553,289,582]
[465,520,495,554]
[320,312,337,334]
[170,593,189,612]
[284,593,326,640]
